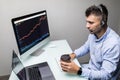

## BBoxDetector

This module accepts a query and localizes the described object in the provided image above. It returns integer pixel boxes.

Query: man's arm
[74,35,91,58]
[61,35,90,74]
[81,44,120,79]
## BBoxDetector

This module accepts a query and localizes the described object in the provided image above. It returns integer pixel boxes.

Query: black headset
[97,5,105,27]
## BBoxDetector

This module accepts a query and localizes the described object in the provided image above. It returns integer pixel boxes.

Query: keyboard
[28,67,42,80]
[55,56,63,72]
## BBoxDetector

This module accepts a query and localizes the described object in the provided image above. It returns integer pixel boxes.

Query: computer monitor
[11,10,50,58]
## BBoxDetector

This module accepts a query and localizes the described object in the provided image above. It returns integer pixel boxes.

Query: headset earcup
[101,21,105,26]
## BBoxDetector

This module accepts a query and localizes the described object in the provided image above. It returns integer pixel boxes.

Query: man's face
[86,14,102,34]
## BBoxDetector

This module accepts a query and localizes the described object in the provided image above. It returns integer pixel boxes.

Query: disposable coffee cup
[60,54,71,62]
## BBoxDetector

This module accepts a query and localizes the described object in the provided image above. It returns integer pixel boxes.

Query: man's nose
[86,23,90,29]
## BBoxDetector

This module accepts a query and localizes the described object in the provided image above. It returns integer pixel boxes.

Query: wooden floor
[0,75,9,80]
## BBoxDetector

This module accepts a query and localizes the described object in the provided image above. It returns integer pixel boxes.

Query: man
[60,4,120,80]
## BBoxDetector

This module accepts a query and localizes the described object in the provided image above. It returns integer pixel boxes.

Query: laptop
[12,50,55,80]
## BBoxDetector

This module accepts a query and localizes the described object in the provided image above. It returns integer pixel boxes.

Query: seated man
[60,4,120,80]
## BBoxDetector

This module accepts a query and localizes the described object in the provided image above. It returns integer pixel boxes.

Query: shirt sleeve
[81,44,120,80]
[74,35,90,58]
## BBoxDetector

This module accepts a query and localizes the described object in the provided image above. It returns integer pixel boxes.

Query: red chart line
[19,16,46,41]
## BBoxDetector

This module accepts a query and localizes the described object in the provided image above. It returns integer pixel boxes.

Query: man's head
[85,4,108,35]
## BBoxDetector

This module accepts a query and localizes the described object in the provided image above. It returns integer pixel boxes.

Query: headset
[97,5,105,27]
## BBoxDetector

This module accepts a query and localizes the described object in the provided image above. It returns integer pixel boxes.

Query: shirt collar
[94,27,110,42]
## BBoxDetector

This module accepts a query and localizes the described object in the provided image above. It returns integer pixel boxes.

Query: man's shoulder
[106,28,120,45]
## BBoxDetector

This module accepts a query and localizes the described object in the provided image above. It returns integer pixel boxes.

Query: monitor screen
[12,10,50,58]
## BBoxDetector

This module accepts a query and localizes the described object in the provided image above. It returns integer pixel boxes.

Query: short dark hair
[85,4,108,24]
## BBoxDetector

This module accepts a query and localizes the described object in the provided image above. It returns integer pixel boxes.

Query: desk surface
[9,40,88,80]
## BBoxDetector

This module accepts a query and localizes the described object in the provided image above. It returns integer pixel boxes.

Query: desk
[9,40,88,80]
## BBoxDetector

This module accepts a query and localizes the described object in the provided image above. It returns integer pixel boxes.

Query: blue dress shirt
[74,27,120,80]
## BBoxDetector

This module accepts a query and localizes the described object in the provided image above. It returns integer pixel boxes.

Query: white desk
[9,40,88,80]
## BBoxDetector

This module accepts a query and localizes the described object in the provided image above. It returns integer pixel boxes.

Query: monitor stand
[30,49,45,56]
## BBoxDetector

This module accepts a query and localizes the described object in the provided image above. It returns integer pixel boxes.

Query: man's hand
[69,53,76,60]
[60,60,80,74]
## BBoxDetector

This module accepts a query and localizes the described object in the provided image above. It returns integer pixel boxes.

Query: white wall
[0,0,120,76]
[117,17,120,35]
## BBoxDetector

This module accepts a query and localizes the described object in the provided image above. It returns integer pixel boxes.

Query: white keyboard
[55,55,81,72]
